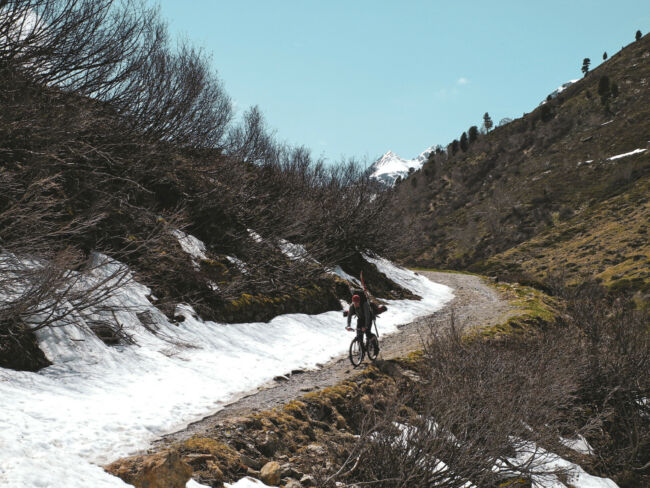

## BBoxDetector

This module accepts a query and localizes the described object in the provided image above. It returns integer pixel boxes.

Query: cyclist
[346,294,374,351]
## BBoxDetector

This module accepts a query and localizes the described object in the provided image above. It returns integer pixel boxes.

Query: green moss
[498,478,530,487]
[470,282,560,339]
[181,437,239,467]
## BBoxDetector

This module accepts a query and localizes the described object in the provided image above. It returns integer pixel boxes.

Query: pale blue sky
[155,0,649,164]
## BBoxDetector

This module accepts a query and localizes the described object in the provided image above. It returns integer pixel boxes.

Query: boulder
[285,480,302,488]
[239,454,262,470]
[105,450,192,488]
[300,474,316,486]
[260,461,282,486]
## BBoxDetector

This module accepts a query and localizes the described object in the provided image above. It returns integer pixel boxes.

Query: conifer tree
[460,132,469,152]
[483,112,493,132]
[581,58,591,76]
[603,52,608,60]
[636,30,642,41]
[468,125,479,144]
[540,104,554,123]
[598,75,611,105]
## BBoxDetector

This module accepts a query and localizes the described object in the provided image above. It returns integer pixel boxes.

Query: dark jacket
[347,301,372,330]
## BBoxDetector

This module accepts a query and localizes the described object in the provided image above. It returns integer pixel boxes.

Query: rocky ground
[106,271,516,487]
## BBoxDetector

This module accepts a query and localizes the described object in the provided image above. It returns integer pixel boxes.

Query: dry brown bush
[324,288,649,487]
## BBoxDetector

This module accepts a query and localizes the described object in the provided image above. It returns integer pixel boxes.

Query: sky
[154,0,649,165]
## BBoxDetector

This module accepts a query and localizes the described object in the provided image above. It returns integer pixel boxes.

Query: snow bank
[0,255,453,487]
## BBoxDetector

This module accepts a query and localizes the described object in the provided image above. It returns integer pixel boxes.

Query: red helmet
[351,294,361,304]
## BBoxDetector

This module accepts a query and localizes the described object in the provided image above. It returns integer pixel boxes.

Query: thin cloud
[457,77,469,85]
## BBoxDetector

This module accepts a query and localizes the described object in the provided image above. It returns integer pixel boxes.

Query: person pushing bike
[346,294,374,348]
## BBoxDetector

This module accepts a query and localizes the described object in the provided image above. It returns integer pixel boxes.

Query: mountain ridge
[387,33,650,299]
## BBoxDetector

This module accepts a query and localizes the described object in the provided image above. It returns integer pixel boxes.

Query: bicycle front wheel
[349,337,364,367]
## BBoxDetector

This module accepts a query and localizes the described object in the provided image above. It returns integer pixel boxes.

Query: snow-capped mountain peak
[369,147,434,186]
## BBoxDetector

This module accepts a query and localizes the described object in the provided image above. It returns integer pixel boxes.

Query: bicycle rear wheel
[367,334,379,360]
[349,337,364,367]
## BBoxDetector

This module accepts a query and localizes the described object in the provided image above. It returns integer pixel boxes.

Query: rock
[260,461,282,486]
[300,474,316,486]
[285,480,303,488]
[105,450,192,488]
[305,443,325,456]
[257,431,280,457]
[183,453,216,465]
[274,375,289,382]
[401,369,424,383]
[290,369,306,375]
[280,463,300,478]
[239,454,262,470]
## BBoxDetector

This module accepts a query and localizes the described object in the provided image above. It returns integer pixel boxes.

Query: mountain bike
[347,326,379,367]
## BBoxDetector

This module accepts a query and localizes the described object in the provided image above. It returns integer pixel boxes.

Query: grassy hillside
[390,33,650,299]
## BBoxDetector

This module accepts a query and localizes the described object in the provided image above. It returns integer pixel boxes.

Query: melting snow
[560,435,594,456]
[498,440,617,488]
[331,265,361,287]
[0,253,453,487]
[224,478,270,487]
[606,148,646,161]
[172,229,207,269]
[278,239,316,263]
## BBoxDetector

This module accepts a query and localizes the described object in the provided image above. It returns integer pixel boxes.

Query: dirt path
[154,271,514,448]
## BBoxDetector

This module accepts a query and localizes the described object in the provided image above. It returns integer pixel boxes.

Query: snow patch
[226,255,248,273]
[172,229,207,269]
[187,479,213,488]
[501,440,618,488]
[606,148,646,161]
[543,79,579,103]
[278,239,317,263]
[560,435,594,456]
[331,265,361,287]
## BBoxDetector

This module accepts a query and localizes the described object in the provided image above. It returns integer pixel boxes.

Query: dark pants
[356,324,373,345]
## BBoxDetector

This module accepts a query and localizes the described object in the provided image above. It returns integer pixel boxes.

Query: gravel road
[155,271,514,448]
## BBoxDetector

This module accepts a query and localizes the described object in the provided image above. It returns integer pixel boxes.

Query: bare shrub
[557,283,650,483]
[325,286,649,487]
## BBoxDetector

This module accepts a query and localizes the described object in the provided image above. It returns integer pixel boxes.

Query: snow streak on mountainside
[369,147,433,186]
[541,79,579,104]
